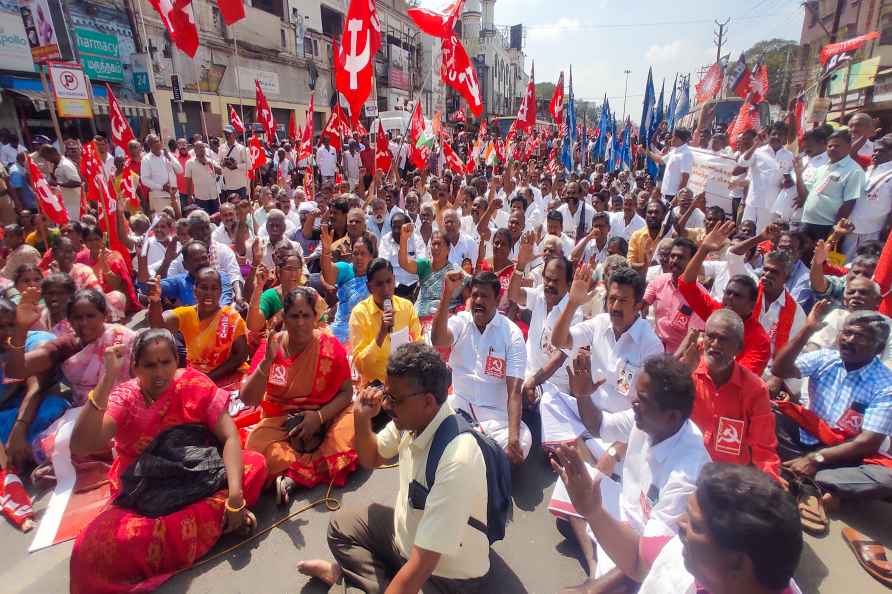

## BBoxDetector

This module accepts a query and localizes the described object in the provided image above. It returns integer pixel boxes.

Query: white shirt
[568,315,664,413]
[390,141,409,169]
[598,411,710,538]
[343,150,362,180]
[168,240,244,283]
[218,141,249,190]
[447,311,526,410]
[140,151,181,192]
[102,153,116,178]
[257,236,304,270]
[0,143,23,167]
[135,236,177,274]
[608,211,646,241]
[184,157,219,201]
[446,232,479,267]
[851,161,892,235]
[523,289,581,393]
[378,231,428,286]
[536,233,575,259]
[671,205,704,230]
[741,145,782,210]
[759,288,807,355]
[316,145,338,177]
[660,144,694,196]
[557,202,595,240]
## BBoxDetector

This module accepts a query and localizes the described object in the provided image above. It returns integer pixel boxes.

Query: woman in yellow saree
[148,267,249,390]
[242,287,356,505]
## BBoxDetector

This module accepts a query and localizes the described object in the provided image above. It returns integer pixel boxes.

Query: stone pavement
[2,418,892,593]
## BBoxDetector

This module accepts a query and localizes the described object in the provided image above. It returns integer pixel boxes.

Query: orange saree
[245,330,357,488]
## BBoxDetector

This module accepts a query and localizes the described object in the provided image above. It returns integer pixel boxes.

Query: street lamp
[621,69,631,123]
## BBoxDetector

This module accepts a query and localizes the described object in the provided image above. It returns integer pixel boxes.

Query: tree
[535,82,556,99]
[744,38,797,107]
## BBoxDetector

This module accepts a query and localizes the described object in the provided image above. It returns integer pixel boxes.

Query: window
[281,29,286,48]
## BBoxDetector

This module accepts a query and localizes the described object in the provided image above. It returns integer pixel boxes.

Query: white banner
[688,147,738,214]
[238,67,279,96]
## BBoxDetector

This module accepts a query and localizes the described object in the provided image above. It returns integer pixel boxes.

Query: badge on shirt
[269,363,288,386]
[539,327,556,356]
[484,352,507,379]
[715,417,745,455]
[671,304,693,329]
[640,484,660,522]
[616,360,637,397]
[837,408,864,435]
[815,172,840,194]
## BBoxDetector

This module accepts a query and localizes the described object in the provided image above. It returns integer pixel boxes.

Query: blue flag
[561,66,576,173]
[674,76,690,126]
[667,75,678,132]
[640,68,655,149]
[621,121,632,171]
[595,94,610,161]
[647,79,665,179]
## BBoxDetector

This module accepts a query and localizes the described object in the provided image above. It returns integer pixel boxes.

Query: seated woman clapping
[68,329,268,594]
[148,267,249,390]
[243,287,357,505]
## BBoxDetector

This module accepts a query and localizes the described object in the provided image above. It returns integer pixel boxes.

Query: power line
[496,12,788,32]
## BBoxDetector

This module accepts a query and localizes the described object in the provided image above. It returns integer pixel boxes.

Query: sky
[419,0,805,119]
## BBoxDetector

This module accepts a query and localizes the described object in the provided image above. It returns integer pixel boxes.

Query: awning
[4,89,50,112]
[91,96,157,118]
[4,88,157,118]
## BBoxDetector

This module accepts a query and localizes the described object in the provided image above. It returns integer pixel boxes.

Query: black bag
[408,413,512,544]
[114,423,227,517]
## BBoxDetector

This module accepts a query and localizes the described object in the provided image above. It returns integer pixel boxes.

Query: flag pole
[232,26,247,144]
[186,3,209,140]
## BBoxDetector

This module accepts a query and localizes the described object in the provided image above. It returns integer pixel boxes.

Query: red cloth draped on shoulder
[69,368,268,594]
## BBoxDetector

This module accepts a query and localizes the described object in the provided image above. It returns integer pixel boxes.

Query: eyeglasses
[382,390,428,406]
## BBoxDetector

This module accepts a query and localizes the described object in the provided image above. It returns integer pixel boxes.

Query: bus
[489,116,557,138]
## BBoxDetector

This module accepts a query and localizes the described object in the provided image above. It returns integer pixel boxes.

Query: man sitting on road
[299,343,490,593]
[430,271,530,464]
[772,301,892,510]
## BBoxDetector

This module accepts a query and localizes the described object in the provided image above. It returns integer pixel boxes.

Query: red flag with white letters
[408,0,464,38]
[299,94,315,161]
[334,0,381,124]
[255,80,277,141]
[27,155,68,225]
[105,84,134,153]
[550,72,564,124]
[229,106,245,134]
[442,141,465,174]
[440,34,483,118]
[248,135,267,180]
[321,103,348,151]
[515,62,536,132]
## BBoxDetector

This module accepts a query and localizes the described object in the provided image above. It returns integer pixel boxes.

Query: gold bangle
[6,338,24,351]
[225,497,247,513]
[317,409,325,424]
[87,390,107,412]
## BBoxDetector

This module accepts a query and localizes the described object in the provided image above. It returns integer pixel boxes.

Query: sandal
[842,527,892,588]
[792,475,829,536]
[276,475,296,506]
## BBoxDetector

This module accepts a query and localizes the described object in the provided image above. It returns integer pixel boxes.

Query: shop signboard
[48,61,93,118]
[74,27,123,83]
[18,0,61,62]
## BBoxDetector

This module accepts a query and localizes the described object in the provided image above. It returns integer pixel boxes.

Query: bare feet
[298,559,342,586]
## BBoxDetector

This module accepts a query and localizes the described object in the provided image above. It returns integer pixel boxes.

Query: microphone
[383,298,393,334]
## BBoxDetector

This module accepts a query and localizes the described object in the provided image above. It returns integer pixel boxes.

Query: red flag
[729,53,752,99]
[0,469,34,530]
[820,31,879,65]
[255,81,277,141]
[215,0,244,25]
[440,34,483,118]
[695,62,723,104]
[334,0,381,124]
[120,159,140,211]
[728,97,760,145]
[354,118,368,137]
[27,155,68,225]
[105,84,135,153]
[299,94,315,161]
[451,109,466,122]
[375,119,392,173]
[149,0,199,57]
[248,135,267,179]
[549,71,564,124]
[794,96,807,143]
[515,62,536,132]
[751,60,769,104]
[321,104,347,151]
[288,110,298,143]
[229,105,245,134]
[303,168,315,199]
[442,141,465,173]
[83,141,129,268]
[408,0,464,38]
[408,102,430,170]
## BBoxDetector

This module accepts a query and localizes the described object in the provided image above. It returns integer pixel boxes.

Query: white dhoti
[540,384,590,446]
[741,202,773,233]
[448,393,532,459]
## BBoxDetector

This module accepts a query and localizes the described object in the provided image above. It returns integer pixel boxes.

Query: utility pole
[819,0,846,97]
[714,19,730,64]
[621,69,631,123]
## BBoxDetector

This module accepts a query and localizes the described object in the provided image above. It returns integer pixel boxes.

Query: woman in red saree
[242,287,356,505]
[68,328,267,594]
[77,224,141,318]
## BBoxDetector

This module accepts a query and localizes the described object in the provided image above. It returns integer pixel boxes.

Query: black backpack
[408,413,513,544]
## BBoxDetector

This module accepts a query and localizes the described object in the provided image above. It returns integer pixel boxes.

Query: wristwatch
[808,452,825,466]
